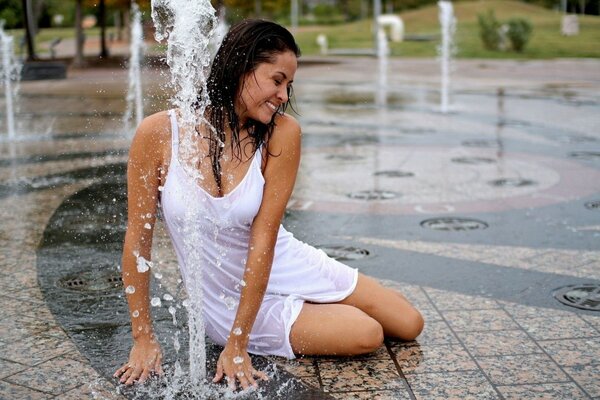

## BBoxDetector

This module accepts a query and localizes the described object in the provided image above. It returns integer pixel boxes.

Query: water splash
[376,28,389,108]
[438,0,456,114]
[0,21,21,140]
[124,3,145,134]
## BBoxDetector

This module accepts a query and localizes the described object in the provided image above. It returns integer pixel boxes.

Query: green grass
[6,27,118,54]
[293,0,600,59]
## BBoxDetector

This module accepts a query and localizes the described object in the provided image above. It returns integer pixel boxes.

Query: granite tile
[391,343,477,374]
[6,355,100,395]
[580,315,600,332]
[457,329,542,356]
[0,316,57,344]
[406,370,499,400]
[424,288,501,311]
[1,334,78,366]
[330,389,412,399]
[564,364,600,397]
[393,320,458,346]
[443,309,519,331]
[513,315,598,340]
[318,358,403,392]
[539,338,600,367]
[299,374,320,390]
[0,380,52,399]
[497,382,591,400]
[58,378,126,400]
[269,356,316,377]
[476,353,569,385]
[316,344,390,362]
[0,358,28,379]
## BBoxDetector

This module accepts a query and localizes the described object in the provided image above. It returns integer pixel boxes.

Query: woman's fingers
[213,361,224,383]
[226,373,236,391]
[114,363,129,378]
[253,368,269,381]
[154,355,164,376]
[125,365,143,385]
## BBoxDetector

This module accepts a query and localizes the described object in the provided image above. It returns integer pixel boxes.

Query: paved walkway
[0,56,599,399]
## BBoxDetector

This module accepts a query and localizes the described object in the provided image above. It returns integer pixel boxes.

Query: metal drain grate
[461,139,498,148]
[585,200,600,210]
[421,217,489,231]
[569,151,600,160]
[374,170,414,178]
[553,284,600,311]
[347,190,399,200]
[326,154,365,161]
[317,245,370,261]
[489,178,537,187]
[58,270,123,293]
[451,157,496,165]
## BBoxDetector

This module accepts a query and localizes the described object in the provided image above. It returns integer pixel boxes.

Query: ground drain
[451,157,496,165]
[58,270,123,294]
[326,154,365,161]
[489,178,536,187]
[421,217,489,231]
[347,190,399,200]
[585,200,600,211]
[461,139,498,148]
[569,151,600,160]
[553,284,600,311]
[317,245,370,261]
[374,170,414,178]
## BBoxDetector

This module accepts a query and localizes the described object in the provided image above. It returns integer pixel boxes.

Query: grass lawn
[293,0,600,59]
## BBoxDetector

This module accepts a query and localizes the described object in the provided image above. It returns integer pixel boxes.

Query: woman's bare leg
[289,303,384,356]
[338,273,424,340]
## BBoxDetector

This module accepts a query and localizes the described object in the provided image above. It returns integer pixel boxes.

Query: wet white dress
[161,110,358,359]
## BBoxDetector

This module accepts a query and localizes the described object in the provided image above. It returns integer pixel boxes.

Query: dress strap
[168,110,180,164]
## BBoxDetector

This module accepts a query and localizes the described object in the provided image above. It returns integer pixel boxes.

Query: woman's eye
[274,79,282,85]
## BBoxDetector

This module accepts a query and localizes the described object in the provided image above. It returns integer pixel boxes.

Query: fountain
[0,21,20,140]
[438,0,455,114]
[376,28,388,108]
[124,3,145,134]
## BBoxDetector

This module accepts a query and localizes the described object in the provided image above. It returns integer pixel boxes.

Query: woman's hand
[114,336,163,385]
[213,343,268,391]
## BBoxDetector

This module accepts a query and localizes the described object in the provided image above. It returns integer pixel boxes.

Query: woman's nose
[278,87,288,103]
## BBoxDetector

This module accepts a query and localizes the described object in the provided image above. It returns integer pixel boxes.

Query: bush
[507,18,533,52]
[478,10,501,50]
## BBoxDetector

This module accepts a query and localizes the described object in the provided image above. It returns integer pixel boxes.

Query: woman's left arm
[213,115,301,390]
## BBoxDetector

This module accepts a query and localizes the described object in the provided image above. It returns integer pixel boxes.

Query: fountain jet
[438,0,455,114]
[124,3,145,134]
[0,22,20,140]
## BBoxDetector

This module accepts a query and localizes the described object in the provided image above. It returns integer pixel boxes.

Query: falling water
[376,28,388,108]
[0,22,20,140]
[150,0,216,389]
[124,3,145,133]
[438,0,455,114]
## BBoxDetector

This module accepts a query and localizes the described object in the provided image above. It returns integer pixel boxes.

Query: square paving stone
[0,358,28,379]
[512,315,598,340]
[405,370,499,400]
[424,288,501,311]
[0,317,57,344]
[457,329,542,357]
[538,338,600,367]
[5,356,99,395]
[443,309,519,331]
[317,358,403,393]
[391,343,477,374]
[330,389,412,399]
[580,315,600,332]
[563,364,600,397]
[58,378,126,400]
[0,380,52,399]
[1,334,78,366]
[395,320,458,346]
[269,356,317,377]
[476,353,569,385]
[497,382,590,399]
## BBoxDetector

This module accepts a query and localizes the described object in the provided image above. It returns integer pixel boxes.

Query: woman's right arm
[114,112,170,385]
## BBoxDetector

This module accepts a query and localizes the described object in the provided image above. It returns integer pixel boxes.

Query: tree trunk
[21,0,37,60]
[73,0,85,67]
[99,0,109,58]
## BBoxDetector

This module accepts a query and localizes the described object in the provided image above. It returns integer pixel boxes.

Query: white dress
[161,110,358,359]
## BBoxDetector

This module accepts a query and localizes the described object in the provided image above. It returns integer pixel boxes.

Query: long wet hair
[201,19,301,191]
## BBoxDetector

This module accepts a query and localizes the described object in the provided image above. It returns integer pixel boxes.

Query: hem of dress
[282,297,305,360]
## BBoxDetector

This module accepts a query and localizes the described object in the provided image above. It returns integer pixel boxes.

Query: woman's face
[236,50,298,125]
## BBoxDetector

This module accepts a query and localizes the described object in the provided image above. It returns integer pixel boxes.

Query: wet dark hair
[202,19,301,191]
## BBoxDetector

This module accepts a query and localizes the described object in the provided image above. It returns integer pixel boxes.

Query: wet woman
[114,19,423,391]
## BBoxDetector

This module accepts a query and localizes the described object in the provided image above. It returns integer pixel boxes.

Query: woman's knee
[352,317,384,354]
[401,309,425,341]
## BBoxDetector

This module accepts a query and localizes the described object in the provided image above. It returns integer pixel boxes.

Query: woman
[114,19,423,391]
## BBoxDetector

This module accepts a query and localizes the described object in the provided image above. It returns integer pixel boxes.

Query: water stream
[438,0,455,114]
[124,3,145,133]
[0,22,20,140]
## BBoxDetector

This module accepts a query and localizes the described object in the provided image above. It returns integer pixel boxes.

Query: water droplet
[236,371,244,377]
[233,356,243,364]
[136,255,153,273]
[151,297,162,307]
[154,272,163,279]
[132,310,140,318]
[158,186,164,191]
[125,285,136,294]
[182,299,190,308]
[163,294,174,301]
[146,213,152,218]
[224,296,236,310]
[239,279,246,287]
[233,327,242,336]
[144,223,151,229]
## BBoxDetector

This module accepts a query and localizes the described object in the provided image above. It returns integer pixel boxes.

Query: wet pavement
[1,56,599,399]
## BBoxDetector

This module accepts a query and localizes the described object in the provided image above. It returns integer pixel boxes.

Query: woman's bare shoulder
[270,113,301,146]
[134,110,172,144]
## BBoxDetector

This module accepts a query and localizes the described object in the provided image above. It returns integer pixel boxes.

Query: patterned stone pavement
[0,56,599,399]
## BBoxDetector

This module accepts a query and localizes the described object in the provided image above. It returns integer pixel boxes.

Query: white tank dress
[161,110,358,359]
